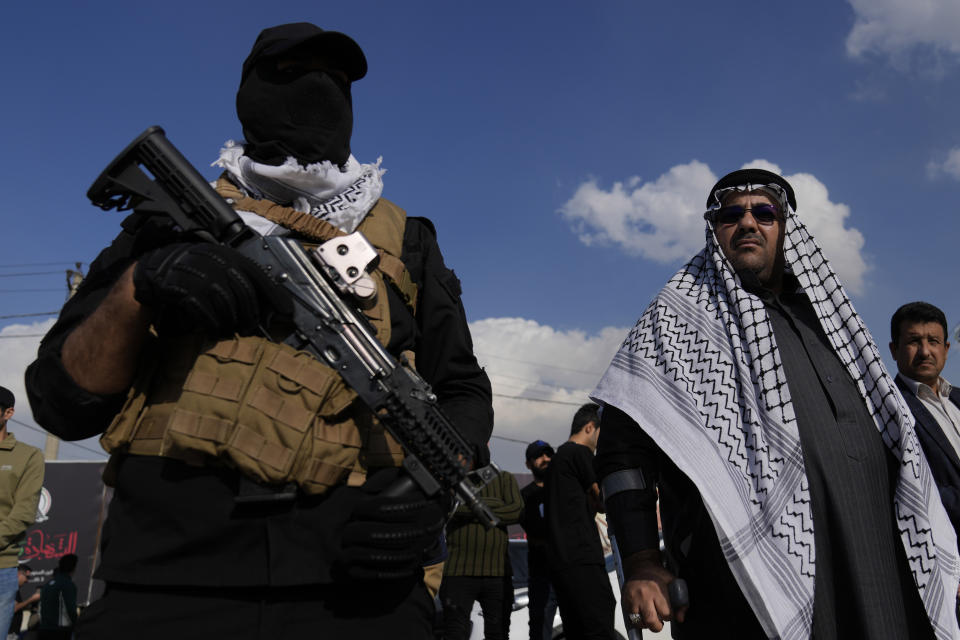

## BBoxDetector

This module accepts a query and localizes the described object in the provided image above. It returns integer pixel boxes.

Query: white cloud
[559,160,714,263]
[927,147,960,180]
[468,317,627,470]
[846,0,960,63]
[560,160,870,295]
[0,321,55,451]
[0,320,105,460]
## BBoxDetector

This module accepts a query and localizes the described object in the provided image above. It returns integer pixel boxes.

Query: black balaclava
[237,59,354,168]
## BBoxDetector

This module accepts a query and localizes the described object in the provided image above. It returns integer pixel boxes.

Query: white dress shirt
[901,375,960,459]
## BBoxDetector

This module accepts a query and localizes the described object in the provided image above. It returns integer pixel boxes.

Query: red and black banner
[19,461,108,606]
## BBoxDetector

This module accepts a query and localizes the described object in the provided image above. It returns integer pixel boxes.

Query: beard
[530,463,548,481]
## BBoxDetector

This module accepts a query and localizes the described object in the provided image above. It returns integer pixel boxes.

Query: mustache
[734,233,765,248]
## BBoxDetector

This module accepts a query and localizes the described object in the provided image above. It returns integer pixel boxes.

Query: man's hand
[621,549,687,632]
[336,468,446,582]
[14,591,41,614]
[133,243,292,337]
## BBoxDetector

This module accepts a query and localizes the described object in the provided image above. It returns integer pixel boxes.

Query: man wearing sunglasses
[592,168,957,639]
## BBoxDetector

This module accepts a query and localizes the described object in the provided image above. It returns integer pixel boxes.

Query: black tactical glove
[336,468,447,582]
[133,242,292,337]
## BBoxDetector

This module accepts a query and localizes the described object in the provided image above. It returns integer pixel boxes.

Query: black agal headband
[705,168,798,213]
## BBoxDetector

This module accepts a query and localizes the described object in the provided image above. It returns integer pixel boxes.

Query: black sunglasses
[705,204,780,226]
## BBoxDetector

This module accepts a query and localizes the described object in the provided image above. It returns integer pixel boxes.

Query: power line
[0,262,81,268]
[492,393,585,407]
[490,380,589,402]
[0,289,64,293]
[0,312,57,319]
[8,418,106,459]
[488,370,594,391]
[488,373,562,390]
[0,334,45,339]
[0,271,67,278]
[490,381,544,394]
[490,434,531,444]
[476,351,605,377]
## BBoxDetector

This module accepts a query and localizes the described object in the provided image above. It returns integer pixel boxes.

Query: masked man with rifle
[25,22,493,640]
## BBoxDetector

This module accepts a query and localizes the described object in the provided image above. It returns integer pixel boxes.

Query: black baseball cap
[706,168,797,211]
[241,22,368,83]
[525,440,555,461]
[0,386,13,409]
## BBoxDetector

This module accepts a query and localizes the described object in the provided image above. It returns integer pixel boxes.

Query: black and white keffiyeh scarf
[214,141,385,236]
[591,190,960,639]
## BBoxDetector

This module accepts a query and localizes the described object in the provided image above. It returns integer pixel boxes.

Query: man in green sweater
[440,470,523,640]
[0,387,43,640]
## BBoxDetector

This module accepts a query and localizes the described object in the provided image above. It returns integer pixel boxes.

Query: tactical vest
[100,179,419,494]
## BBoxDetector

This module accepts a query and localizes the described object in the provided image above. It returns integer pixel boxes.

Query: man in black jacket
[38,554,78,640]
[890,302,960,538]
[26,22,492,640]
[519,440,557,640]
[544,404,616,640]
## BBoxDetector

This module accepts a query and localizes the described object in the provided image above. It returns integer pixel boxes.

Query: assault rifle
[87,126,500,528]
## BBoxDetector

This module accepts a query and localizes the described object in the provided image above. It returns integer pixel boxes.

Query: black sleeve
[400,217,493,464]
[25,214,147,440]
[595,404,662,556]
[518,484,535,531]
[574,442,597,490]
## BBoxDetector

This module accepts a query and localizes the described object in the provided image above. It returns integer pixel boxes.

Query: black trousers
[551,564,616,640]
[75,580,434,640]
[526,574,557,640]
[439,575,513,640]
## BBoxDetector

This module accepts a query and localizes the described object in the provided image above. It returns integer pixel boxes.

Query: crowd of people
[0,17,958,640]
[438,403,615,640]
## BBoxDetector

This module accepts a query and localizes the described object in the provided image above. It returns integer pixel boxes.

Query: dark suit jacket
[896,374,960,536]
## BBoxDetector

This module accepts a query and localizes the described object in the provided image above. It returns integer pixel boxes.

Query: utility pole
[44,437,60,461]
[66,263,84,298]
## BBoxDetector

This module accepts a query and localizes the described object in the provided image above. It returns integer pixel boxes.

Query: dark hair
[57,554,78,574]
[891,302,949,346]
[0,386,14,412]
[570,403,600,436]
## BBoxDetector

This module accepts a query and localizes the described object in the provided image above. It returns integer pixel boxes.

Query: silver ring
[628,613,643,626]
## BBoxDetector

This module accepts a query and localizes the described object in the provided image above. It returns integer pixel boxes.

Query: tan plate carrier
[101,178,420,495]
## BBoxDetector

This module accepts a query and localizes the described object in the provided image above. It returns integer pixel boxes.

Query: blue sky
[2,0,959,469]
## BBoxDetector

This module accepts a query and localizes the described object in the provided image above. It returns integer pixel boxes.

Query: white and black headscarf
[214,141,385,236]
[591,170,960,639]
